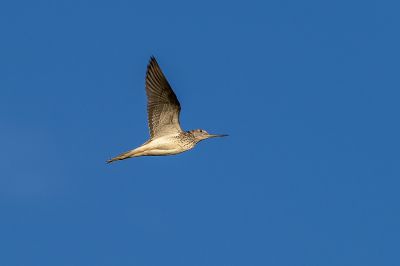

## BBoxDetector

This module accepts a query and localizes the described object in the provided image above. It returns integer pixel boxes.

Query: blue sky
[1,0,399,265]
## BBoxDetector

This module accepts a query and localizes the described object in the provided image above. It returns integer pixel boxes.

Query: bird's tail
[107,149,139,163]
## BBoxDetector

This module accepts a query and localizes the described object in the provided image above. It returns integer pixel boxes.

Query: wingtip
[147,56,158,70]
[149,55,157,63]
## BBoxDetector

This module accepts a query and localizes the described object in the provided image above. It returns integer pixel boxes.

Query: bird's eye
[200,130,203,132]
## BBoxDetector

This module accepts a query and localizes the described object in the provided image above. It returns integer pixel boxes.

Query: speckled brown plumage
[107,57,227,163]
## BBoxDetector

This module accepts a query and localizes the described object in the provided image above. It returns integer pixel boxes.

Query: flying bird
[107,57,227,163]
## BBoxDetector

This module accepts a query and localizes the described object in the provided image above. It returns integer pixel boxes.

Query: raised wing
[145,57,182,139]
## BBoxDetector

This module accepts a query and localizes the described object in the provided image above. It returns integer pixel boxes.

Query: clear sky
[1,0,399,265]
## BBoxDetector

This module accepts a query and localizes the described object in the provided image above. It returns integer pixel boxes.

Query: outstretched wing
[145,56,182,139]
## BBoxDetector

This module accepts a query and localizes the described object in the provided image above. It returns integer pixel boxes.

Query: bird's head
[189,129,228,142]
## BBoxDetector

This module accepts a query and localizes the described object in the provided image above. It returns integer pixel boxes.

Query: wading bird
[107,57,227,163]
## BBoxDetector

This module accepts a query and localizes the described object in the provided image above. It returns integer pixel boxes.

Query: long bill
[208,134,229,138]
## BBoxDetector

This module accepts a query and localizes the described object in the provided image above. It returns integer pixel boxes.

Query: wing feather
[145,57,182,138]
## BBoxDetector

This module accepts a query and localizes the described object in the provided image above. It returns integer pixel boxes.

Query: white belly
[134,134,194,156]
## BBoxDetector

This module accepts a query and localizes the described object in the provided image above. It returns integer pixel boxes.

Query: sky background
[1,0,399,265]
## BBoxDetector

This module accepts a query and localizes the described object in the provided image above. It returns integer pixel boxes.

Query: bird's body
[107,57,227,163]
[109,132,196,161]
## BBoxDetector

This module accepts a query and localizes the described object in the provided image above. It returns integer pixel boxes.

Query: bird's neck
[184,131,199,142]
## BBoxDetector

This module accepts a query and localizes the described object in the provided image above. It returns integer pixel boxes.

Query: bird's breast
[147,133,195,152]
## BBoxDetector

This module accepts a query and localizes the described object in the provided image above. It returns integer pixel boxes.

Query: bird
[107,56,227,163]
